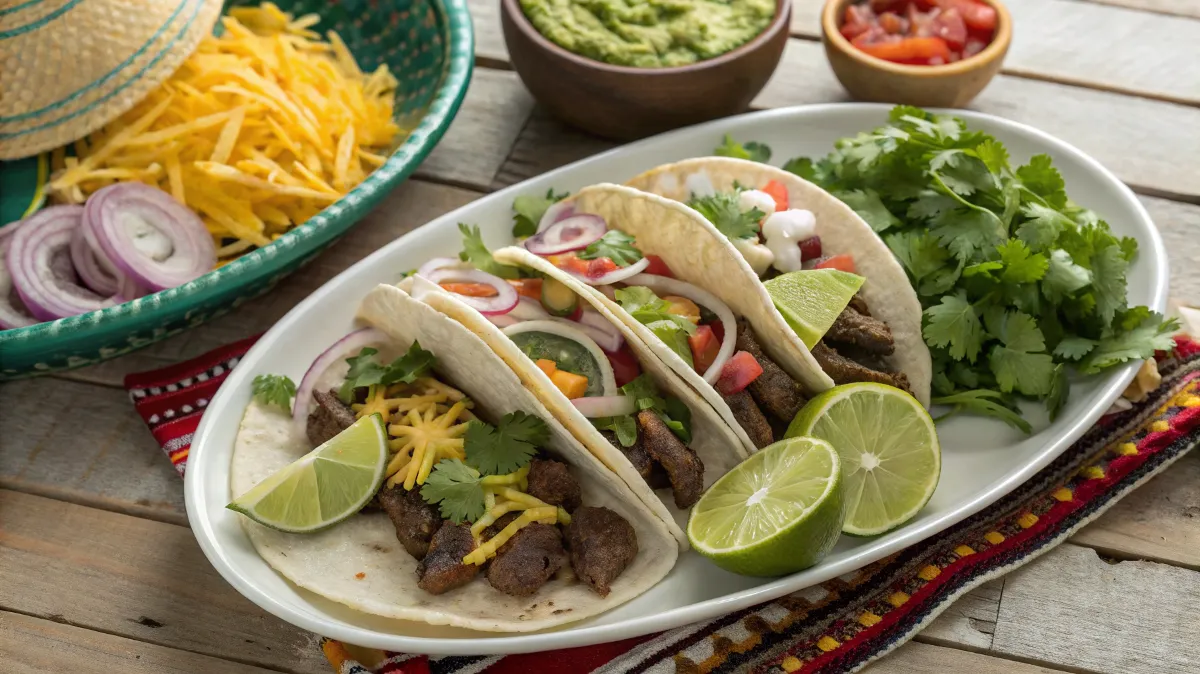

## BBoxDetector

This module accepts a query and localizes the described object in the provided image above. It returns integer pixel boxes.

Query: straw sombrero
[0,0,224,160]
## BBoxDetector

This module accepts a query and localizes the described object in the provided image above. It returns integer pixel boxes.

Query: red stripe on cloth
[124,334,262,390]
[485,634,656,674]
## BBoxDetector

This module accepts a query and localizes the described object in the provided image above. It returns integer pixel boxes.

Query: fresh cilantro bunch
[721,106,1177,428]
[420,411,551,523]
[338,343,437,402]
[715,134,771,163]
[578,230,643,266]
[616,286,697,367]
[252,374,296,413]
[593,374,693,446]
[687,192,763,241]
[512,189,570,238]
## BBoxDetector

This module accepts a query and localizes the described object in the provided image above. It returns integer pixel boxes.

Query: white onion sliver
[509,296,551,322]
[536,200,576,233]
[575,308,624,351]
[292,327,389,439]
[553,316,622,353]
[424,268,518,316]
[487,314,521,329]
[571,255,650,286]
[571,395,636,418]
[625,273,738,384]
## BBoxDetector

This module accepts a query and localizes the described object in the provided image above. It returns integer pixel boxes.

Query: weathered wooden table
[4,1,1200,672]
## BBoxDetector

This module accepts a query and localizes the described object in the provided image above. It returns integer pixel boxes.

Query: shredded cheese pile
[48,2,402,259]
[363,377,570,565]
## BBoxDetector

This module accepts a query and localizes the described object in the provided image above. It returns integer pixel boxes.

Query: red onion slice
[423,268,518,315]
[83,183,216,291]
[536,201,577,234]
[571,395,636,418]
[0,234,36,330]
[70,226,121,296]
[570,255,651,286]
[524,215,606,256]
[292,327,390,439]
[6,206,120,321]
[624,273,737,385]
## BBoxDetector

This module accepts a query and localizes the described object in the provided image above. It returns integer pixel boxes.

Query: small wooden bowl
[821,0,1012,108]
[501,0,792,141]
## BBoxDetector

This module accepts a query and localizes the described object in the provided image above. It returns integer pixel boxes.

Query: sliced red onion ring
[524,214,606,256]
[510,295,551,322]
[536,200,577,233]
[70,226,120,295]
[571,255,651,286]
[6,206,121,321]
[571,395,636,418]
[417,256,467,280]
[0,223,36,330]
[625,273,737,385]
[502,319,618,396]
[292,327,389,439]
[424,267,518,315]
[83,182,215,291]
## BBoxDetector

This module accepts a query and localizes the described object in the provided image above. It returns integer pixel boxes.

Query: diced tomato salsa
[643,254,675,278]
[604,345,642,387]
[840,0,996,66]
[688,325,721,374]
[440,282,499,297]
[715,351,764,396]
[550,253,620,279]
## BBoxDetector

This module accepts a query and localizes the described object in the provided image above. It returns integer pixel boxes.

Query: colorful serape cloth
[125,337,1200,673]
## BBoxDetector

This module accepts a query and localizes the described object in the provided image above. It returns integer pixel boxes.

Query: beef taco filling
[297,344,638,599]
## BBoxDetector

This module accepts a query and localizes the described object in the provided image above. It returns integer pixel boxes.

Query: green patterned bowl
[0,0,473,380]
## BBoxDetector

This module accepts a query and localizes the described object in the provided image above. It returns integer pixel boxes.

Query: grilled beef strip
[721,388,774,449]
[637,410,704,508]
[600,430,671,490]
[527,459,582,513]
[811,342,912,394]
[486,523,568,597]
[306,389,356,446]
[377,485,442,559]
[735,320,808,422]
[417,522,480,595]
[824,306,894,355]
[565,506,638,597]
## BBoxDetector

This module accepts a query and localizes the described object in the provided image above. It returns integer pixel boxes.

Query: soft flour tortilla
[416,284,747,551]
[229,284,677,633]
[627,157,932,407]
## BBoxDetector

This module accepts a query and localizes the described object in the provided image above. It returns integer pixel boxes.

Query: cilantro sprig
[252,374,296,413]
[338,343,436,402]
[592,374,692,446]
[687,193,763,241]
[420,411,551,523]
[715,134,771,163]
[578,230,643,267]
[719,105,1178,428]
[458,223,521,279]
[616,287,697,367]
[511,189,570,238]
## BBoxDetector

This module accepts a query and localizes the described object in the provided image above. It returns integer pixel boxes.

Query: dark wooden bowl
[501,0,793,141]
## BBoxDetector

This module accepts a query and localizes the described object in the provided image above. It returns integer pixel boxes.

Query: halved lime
[764,269,865,347]
[787,383,940,536]
[228,414,389,533]
[687,436,845,577]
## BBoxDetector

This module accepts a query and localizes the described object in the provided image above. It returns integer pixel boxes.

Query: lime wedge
[764,269,865,347]
[228,414,389,533]
[687,436,845,576]
[787,383,940,536]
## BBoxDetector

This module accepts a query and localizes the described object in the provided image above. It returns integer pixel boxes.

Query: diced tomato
[586,257,619,279]
[929,7,967,49]
[798,236,822,262]
[933,0,996,32]
[643,254,675,278]
[761,180,789,211]
[878,11,906,34]
[853,35,952,64]
[604,345,642,387]
[710,319,725,345]
[508,278,543,300]
[688,325,721,374]
[554,253,618,279]
[715,351,764,396]
[841,5,875,40]
[815,254,857,273]
[440,282,498,297]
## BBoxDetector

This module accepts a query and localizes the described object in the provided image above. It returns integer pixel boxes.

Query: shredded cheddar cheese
[463,507,559,566]
[361,380,475,490]
[48,3,402,255]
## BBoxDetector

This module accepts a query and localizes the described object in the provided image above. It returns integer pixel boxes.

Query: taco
[399,247,749,549]
[228,284,677,632]
[626,157,931,407]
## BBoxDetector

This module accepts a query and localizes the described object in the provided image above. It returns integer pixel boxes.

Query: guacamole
[521,0,776,68]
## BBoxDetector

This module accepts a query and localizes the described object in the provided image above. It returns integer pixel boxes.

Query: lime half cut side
[228,413,389,533]
[687,436,845,577]
[787,383,941,536]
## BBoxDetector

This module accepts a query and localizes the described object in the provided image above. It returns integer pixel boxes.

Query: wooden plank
[991,543,1200,674]
[1071,450,1200,570]
[864,640,1066,673]
[56,179,482,388]
[1142,196,1200,307]
[916,579,1003,651]
[415,68,534,190]
[1081,0,1200,19]
[492,107,616,189]
[0,378,186,523]
[0,611,283,674]
[0,490,329,674]
[471,0,508,64]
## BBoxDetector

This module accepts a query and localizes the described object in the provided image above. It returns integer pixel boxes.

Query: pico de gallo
[839,0,998,66]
